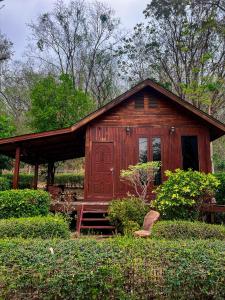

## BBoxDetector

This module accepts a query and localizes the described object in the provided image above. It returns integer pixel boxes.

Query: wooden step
[82,218,109,221]
[80,225,115,229]
[82,210,108,214]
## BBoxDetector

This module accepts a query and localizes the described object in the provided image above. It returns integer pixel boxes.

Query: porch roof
[0,126,86,164]
[0,78,225,165]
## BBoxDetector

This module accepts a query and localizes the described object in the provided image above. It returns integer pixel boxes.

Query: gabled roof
[0,79,224,163]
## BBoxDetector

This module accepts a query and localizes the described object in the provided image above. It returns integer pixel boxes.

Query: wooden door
[90,142,114,199]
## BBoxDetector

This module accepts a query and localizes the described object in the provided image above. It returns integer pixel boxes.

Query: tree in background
[27,0,122,107]
[28,74,95,132]
[0,108,15,172]
[118,0,225,121]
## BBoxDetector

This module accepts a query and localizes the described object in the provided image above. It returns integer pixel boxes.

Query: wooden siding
[85,89,212,201]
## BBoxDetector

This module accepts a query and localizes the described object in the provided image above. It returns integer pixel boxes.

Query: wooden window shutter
[135,95,144,108]
[148,97,158,108]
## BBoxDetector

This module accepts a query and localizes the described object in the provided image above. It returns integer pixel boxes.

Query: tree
[0,62,42,134]
[119,0,225,119]
[28,74,95,132]
[0,108,15,172]
[0,31,12,62]
[120,162,161,202]
[27,0,122,107]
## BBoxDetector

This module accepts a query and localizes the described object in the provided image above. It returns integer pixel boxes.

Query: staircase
[76,204,115,237]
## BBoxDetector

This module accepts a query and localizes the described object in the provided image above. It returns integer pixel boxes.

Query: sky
[0,0,149,59]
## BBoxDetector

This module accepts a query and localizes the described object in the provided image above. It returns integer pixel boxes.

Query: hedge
[151,220,225,240]
[0,176,10,191]
[54,173,84,187]
[215,172,225,205]
[0,238,224,299]
[108,197,149,234]
[2,173,84,189]
[2,173,34,189]
[0,215,70,239]
[0,189,50,219]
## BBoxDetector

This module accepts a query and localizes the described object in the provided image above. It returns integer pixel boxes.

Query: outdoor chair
[134,210,160,237]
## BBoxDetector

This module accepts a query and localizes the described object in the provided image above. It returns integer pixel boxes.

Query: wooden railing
[200,204,225,213]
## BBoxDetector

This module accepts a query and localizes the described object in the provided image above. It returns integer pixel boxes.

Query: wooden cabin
[0,79,225,205]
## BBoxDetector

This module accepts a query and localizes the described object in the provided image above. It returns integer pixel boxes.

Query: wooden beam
[32,163,39,189]
[13,146,21,189]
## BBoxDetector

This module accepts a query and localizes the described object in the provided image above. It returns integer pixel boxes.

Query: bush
[153,169,220,220]
[0,176,10,191]
[0,189,50,219]
[2,173,34,189]
[151,220,225,240]
[108,197,149,234]
[215,173,225,205]
[0,215,70,239]
[0,238,224,299]
[54,173,84,188]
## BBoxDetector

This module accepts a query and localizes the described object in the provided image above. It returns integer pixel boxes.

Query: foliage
[0,112,15,171]
[152,220,225,240]
[0,176,10,190]
[119,0,225,120]
[213,137,225,172]
[28,0,121,107]
[2,173,34,189]
[215,173,225,205]
[29,74,95,132]
[54,173,84,188]
[0,30,13,62]
[0,215,70,239]
[2,173,85,189]
[108,197,149,234]
[152,169,220,220]
[0,189,50,219]
[0,238,225,299]
[120,162,161,201]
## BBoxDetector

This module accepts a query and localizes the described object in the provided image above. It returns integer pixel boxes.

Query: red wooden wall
[84,87,212,201]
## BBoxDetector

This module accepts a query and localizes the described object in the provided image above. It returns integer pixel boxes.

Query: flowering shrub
[152,169,220,220]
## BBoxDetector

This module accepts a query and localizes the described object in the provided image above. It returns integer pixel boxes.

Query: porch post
[13,146,21,189]
[47,161,54,190]
[33,163,39,189]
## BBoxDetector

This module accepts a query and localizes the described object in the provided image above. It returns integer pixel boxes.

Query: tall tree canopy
[27,0,122,107]
[118,0,225,121]
[29,74,95,132]
[0,109,15,171]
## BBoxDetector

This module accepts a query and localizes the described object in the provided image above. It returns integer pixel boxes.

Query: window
[135,96,144,108]
[152,137,161,185]
[139,138,148,163]
[138,136,162,185]
[181,136,199,171]
[148,97,158,108]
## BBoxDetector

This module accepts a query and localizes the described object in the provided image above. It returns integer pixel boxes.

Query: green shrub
[54,173,84,187]
[0,189,50,219]
[151,220,225,240]
[215,173,225,205]
[0,176,10,191]
[0,238,224,299]
[108,197,149,234]
[2,173,34,189]
[153,169,220,220]
[0,215,70,239]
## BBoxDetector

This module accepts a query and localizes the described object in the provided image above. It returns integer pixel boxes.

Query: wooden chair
[134,210,160,237]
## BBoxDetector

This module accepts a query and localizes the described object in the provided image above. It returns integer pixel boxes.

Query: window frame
[137,134,163,186]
